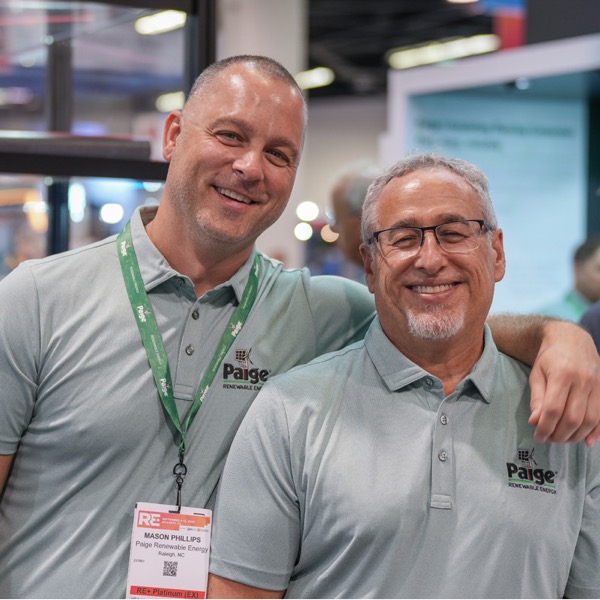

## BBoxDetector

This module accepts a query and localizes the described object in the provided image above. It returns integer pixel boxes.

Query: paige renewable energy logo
[222,348,271,390]
[506,447,557,495]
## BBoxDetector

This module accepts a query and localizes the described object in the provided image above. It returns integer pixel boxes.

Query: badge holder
[126,502,212,599]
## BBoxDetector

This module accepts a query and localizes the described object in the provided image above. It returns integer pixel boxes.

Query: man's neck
[143,207,253,298]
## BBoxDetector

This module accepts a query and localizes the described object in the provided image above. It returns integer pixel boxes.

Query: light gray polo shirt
[210,319,600,599]
[0,207,375,599]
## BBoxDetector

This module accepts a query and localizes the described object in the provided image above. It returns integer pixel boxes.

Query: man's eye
[266,149,289,166]
[391,231,420,247]
[439,230,468,242]
[216,131,240,142]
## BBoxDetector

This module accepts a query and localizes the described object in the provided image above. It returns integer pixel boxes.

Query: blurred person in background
[329,162,380,270]
[538,236,600,321]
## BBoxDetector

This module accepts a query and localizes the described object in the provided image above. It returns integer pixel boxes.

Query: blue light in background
[480,0,525,11]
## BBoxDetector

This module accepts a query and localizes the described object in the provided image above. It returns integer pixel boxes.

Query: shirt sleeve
[0,263,40,453]
[307,275,375,353]
[209,381,299,591]
[564,445,600,599]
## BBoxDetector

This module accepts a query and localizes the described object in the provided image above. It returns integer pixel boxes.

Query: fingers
[528,366,545,428]
[529,367,570,443]
[586,423,600,447]
[529,364,599,445]
[527,320,600,446]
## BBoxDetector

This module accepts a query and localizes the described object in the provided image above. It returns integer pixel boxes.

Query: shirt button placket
[430,399,454,509]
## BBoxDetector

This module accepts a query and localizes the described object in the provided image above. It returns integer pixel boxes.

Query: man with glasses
[208,153,600,599]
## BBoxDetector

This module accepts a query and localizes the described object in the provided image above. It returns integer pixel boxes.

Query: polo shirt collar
[130,206,257,302]
[365,317,499,404]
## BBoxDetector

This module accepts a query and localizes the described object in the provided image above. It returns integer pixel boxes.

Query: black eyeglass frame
[368,219,492,252]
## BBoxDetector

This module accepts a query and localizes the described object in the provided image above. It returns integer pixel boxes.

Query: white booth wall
[405,91,586,314]
[381,34,600,314]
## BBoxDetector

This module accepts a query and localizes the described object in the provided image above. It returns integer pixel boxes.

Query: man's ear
[162,110,183,162]
[360,243,377,293]
[492,229,506,283]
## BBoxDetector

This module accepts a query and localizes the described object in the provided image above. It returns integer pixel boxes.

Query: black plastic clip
[170,450,187,514]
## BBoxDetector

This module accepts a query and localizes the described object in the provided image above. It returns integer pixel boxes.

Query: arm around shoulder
[488,314,600,446]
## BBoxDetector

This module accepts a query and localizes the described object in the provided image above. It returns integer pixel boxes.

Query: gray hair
[361,153,498,245]
[331,162,381,214]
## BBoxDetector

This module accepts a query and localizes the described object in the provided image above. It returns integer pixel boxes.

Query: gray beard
[405,305,464,341]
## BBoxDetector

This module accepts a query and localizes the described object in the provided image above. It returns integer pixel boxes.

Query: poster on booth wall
[126,502,212,599]
[404,92,586,314]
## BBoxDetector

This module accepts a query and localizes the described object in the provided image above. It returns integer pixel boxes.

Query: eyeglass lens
[378,220,484,257]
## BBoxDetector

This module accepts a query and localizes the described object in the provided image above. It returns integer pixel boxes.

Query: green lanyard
[117,220,261,510]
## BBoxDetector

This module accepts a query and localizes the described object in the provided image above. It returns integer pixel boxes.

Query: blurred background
[1,0,599,313]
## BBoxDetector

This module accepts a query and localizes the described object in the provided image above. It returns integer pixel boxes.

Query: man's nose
[413,230,446,269]
[233,149,265,182]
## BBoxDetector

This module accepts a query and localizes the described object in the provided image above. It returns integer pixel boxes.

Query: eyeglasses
[369,219,491,259]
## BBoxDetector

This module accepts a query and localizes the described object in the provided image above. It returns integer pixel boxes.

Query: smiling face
[360,167,506,353]
[160,62,305,258]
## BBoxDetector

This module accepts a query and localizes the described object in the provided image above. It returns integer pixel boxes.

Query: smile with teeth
[411,283,457,294]
[216,187,254,204]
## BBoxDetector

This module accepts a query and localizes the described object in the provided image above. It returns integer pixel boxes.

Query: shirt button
[440,414,449,425]
[185,345,194,356]
[192,309,199,320]
[178,277,185,286]
[424,377,434,388]
[438,450,448,462]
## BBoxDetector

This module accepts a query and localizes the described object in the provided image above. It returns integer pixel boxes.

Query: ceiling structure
[306,0,495,99]
[0,0,516,103]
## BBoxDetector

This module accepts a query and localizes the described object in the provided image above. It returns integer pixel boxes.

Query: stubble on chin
[405,305,465,341]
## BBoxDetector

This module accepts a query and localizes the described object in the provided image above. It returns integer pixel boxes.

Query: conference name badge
[126,502,212,599]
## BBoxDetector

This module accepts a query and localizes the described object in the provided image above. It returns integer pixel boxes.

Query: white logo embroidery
[160,378,170,397]
[199,386,209,403]
[137,305,147,323]
[230,321,242,337]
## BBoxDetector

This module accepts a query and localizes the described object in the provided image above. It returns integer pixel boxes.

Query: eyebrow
[386,213,471,229]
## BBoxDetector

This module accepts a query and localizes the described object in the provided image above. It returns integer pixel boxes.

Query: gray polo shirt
[210,319,600,599]
[0,207,375,599]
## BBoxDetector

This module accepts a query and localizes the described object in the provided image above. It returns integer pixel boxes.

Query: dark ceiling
[307,0,494,99]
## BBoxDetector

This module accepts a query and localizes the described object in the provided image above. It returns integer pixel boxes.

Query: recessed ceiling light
[135,11,186,35]
[295,67,335,90]
[387,34,500,70]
